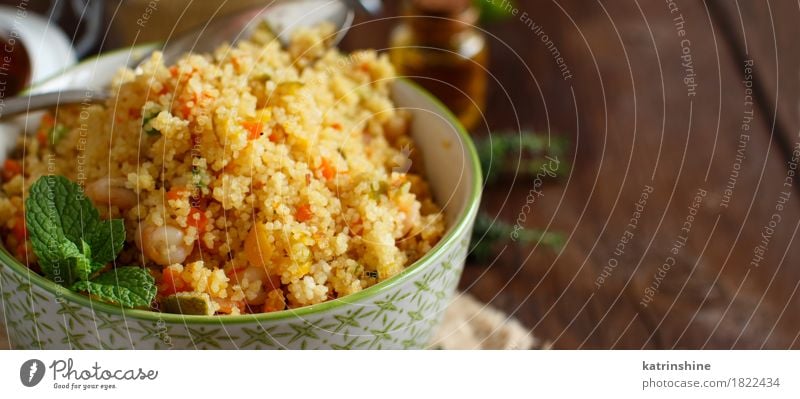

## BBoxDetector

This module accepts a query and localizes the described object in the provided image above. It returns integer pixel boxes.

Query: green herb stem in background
[470,212,564,261]
[474,0,517,24]
[25,175,155,308]
[477,131,569,183]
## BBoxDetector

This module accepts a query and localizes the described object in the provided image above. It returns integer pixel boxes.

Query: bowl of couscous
[0,26,481,349]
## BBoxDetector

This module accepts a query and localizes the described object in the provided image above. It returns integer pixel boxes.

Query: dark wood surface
[5,0,800,349]
[450,0,800,348]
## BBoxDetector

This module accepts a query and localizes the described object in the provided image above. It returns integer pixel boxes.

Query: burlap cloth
[0,293,537,349]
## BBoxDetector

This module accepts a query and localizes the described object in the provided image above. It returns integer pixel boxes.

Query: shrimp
[85,177,138,209]
[135,222,194,266]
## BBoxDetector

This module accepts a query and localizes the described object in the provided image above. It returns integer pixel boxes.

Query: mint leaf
[26,176,98,255]
[72,267,156,308]
[25,175,146,308]
[26,176,95,283]
[86,218,125,265]
[70,240,99,281]
[25,176,127,280]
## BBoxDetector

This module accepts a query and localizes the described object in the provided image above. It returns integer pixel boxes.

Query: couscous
[0,25,444,315]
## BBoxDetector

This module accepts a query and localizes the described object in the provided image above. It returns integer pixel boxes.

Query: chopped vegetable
[24,175,156,307]
[48,124,69,145]
[166,187,189,201]
[275,81,304,97]
[36,114,56,146]
[3,159,22,181]
[369,181,389,201]
[187,207,208,233]
[295,203,312,222]
[162,292,214,315]
[320,158,336,180]
[241,121,263,140]
[11,215,27,241]
[141,104,162,136]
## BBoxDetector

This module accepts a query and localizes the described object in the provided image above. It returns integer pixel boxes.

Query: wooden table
[5,0,800,349]
[347,0,800,349]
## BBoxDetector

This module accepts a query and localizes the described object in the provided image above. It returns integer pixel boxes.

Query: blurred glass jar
[389,0,488,130]
[107,0,265,46]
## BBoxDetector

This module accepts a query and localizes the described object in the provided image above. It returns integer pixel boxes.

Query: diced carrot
[41,113,54,126]
[11,215,27,241]
[36,115,56,146]
[330,122,342,130]
[216,298,244,314]
[3,159,22,181]
[264,274,282,291]
[166,187,188,201]
[261,289,286,313]
[187,207,208,233]
[320,158,336,180]
[169,66,179,78]
[295,204,312,222]
[226,266,247,280]
[36,131,47,146]
[241,121,263,140]
[129,108,142,119]
[15,241,29,260]
[179,103,192,119]
[159,268,188,296]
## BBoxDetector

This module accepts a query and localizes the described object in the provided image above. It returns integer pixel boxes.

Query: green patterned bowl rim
[0,44,483,325]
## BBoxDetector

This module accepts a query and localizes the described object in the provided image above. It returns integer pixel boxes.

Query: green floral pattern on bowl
[0,45,481,349]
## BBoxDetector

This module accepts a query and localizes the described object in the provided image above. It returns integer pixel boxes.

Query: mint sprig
[72,267,157,308]
[25,175,155,308]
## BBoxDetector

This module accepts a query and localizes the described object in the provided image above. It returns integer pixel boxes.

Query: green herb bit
[477,131,569,183]
[162,292,214,315]
[470,212,564,261]
[25,175,155,308]
[191,166,209,191]
[369,181,389,201]
[48,124,69,145]
[474,0,517,24]
[141,105,162,136]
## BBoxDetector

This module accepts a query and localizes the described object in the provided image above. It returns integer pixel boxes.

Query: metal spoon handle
[0,90,109,120]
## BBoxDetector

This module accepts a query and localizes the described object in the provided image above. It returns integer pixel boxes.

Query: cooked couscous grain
[0,25,444,314]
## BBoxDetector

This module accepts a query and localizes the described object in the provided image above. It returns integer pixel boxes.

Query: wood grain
[1,0,799,349]
[455,0,800,348]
